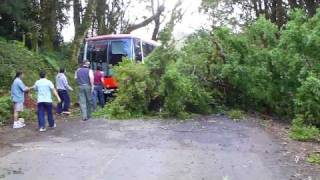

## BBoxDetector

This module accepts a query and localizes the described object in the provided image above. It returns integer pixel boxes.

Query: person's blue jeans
[57,90,70,113]
[37,102,54,128]
[78,85,93,120]
[93,85,105,111]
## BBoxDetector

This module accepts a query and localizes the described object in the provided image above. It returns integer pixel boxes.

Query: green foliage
[159,63,212,118]
[97,9,320,123]
[0,38,57,90]
[295,75,320,125]
[20,108,37,121]
[0,38,76,126]
[176,10,320,126]
[96,41,213,119]
[0,96,12,126]
[101,60,155,119]
[307,153,320,165]
[289,116,320,141]
[227,110,245,121]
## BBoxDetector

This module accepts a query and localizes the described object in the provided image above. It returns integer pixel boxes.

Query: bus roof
[86,34,160,46]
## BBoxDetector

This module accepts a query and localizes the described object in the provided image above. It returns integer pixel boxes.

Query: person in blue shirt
[33,71,61,132]
[11,71,30,129]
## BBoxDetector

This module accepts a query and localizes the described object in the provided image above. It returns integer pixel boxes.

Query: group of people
[10,61,106,131]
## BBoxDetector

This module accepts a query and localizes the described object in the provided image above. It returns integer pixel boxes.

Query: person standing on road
[56,68,73,115]
[33,71,61,132]
[93,65,105,111]
[75,61,94,121]
[11,71,29,129]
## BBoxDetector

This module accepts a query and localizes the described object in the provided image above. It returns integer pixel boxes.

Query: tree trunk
[270,0,277,23]
[123,5,164,33]
[96,0,107,35]
[276,0,285,28]
[151,0,161,40]
[73,0,82,35]
[40,0,58,51]
[288,0,298,8]
[31,31,39,53]
[152,16,161,40]
[71,0,97,63]
[264,0,270,19]
[251,0,260,17]
[304,0,317,17]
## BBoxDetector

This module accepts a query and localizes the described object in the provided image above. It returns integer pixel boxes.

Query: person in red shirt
[93,66,105,111]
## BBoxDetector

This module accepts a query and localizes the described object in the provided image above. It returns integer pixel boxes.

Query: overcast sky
[62,0,208,42]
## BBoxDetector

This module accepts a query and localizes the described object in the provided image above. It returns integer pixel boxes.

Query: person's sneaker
[62,111,71,115]
[39,128,46,132]
[18,118,25,124]
[18,119,26,127]
[49,123,57,129]
[13,121,24,129]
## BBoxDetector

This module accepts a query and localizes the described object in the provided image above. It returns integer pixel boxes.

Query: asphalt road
[0,115,319,180]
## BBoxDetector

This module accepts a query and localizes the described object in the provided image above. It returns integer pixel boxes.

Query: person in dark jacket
[56,68,73,115]
[75,61,94,121]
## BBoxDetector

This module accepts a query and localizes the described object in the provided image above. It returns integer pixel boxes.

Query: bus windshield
[87,39,132,65]
[109,39,132,65]
[86,38,132,74]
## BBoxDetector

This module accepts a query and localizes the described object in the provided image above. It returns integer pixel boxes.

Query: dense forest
[0,0,320,141]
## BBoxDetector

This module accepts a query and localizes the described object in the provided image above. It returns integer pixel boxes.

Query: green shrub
[159,63,212,118]
[93,10,320,122]
[94,49,213,119]
[99,60,155,119]
[289,116,320,141]
[295,75,320,125]
[0,38,74,93]
[0,95,37,126]
[0,96,12,125]
[227,109,245,121]
[307,153,320,165]
[20,108,37,121]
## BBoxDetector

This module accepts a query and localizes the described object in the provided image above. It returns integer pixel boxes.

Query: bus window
[142,42,155,58]
[109,39,132,66]
[134,39,142,62]
[87,40,108,63]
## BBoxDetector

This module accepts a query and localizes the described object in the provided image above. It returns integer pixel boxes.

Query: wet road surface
[0,115,319,180]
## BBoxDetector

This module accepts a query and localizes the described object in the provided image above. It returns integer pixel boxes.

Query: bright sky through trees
[62,0,207,41]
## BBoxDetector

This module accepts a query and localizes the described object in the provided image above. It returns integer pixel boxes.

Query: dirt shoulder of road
[247,114,320,177]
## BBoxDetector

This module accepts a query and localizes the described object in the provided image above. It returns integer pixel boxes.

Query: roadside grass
[307,153,320,165]
[289,116,320,142]
[227,109,245,122]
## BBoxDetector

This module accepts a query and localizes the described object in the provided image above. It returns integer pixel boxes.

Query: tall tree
[92,0,165,35]
[201,0,320,29]
[122,5,164,34]
[96,0,107,35]
[40,0,58,51]
[71,0,97,63]
[151,0,162,40]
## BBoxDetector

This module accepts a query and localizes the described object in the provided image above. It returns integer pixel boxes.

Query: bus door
[87,40,108,73]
